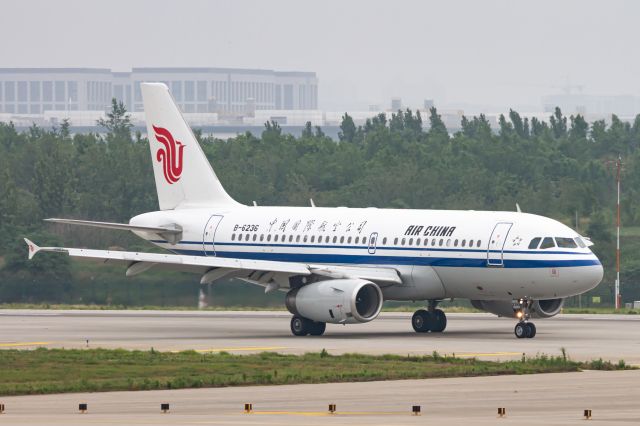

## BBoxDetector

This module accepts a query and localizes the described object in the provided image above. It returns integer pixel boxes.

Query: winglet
[24,238,40,260]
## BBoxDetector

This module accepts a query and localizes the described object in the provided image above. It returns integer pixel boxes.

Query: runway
[1,310,639,363]
[0,370,638,425]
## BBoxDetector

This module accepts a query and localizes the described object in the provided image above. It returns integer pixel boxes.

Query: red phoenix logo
[153,125,185,184]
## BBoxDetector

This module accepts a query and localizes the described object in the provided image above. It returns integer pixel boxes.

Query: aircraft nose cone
[583,258,604,292]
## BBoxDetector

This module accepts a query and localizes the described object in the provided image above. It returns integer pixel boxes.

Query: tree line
[1,100,639,306]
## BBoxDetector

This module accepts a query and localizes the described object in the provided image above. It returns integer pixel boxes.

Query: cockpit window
[575,237,587,248]
[555,237,577,248]
[528,237,541,249]
[539,237,555,249]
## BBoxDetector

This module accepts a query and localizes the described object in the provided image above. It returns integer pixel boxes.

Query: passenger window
[326,236,331,243]
[556,237,577,248]
[431,239,436,247]
[394,238,398,245]
[296,235,301,243]
[267,234,271,242]
[340,236,345,243]
[303,235,308,243]
[446,239,451,247]
[347,236,352,244]
[363,237,368,245]
[575,237,586,248]
[382,237,387,245]
[311,236,315,243]
[355,237,359,244]
[253,234,258,241]
[539,237,555,249]
[401,238,406,246]
[424,238,429,246]
[245,234,250,241]
[469,239,473,247]
[416,238,421,245]
[289,235,293,242]
[477,240,481,248]
[528,237,541,249]
[274,235,279,242]
[231,233,235,241]
[333,236,337,243]
[454,239,458,247]
[409,238,413,245]
[439,239,443,246]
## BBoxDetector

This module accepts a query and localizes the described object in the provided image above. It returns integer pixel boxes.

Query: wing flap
[24,238,310,276]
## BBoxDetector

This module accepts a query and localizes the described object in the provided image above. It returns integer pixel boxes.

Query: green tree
[97,99,133,140]
[338,113,356,143]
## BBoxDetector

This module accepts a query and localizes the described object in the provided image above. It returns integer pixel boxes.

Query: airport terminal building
[0,67,318,116]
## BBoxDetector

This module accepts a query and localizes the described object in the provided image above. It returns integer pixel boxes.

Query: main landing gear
[412,300,447,333]
[290,315,326,336]
[513,298,536,339]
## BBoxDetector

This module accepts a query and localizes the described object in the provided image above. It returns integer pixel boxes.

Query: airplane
[24,82,603,339]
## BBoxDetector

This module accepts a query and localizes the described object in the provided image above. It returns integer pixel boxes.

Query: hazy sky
[2,0,639,112]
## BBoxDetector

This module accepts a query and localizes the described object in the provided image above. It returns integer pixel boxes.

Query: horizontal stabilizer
[45,218,182,244]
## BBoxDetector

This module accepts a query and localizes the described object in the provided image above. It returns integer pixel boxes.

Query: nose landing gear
[513,298,536,338]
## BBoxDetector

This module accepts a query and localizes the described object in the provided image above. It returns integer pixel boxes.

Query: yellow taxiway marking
[454,351,522,358]
[0,341,52,347]
[246,411,403,416]
[172,346,288,353]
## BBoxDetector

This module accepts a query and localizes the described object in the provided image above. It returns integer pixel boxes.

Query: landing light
[516,311,523,319]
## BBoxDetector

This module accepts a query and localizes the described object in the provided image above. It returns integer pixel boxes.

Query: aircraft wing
[24,239,402,288]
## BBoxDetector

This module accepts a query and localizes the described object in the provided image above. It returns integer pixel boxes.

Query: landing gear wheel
[412,309,432,333]
[309,321,326,336]
[526,322,536,338]
[514,322,527,339]
[290,316,311,336]
[431,309,447,333]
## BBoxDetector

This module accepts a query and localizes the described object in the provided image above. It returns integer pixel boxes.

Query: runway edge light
[498,407,506,417]
[584,409,592,420]
[161,403,170,413]
[78,403,87,414]
[412,405,421,415]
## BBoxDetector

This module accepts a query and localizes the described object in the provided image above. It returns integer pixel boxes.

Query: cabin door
[368,232,378,254]
[487,222,512,267]
[203,215,224,256]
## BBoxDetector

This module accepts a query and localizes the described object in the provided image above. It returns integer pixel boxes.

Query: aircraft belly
[436,265,599,300]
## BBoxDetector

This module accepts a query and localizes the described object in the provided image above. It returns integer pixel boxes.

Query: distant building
[542,94,640,118]
[423,99,434,110]
[391,97,402,111]
[0,67,318,116]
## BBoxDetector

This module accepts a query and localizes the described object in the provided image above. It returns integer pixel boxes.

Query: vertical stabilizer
[141,83,240,210]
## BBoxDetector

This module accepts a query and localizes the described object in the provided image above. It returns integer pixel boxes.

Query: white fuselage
[131,206,603,302]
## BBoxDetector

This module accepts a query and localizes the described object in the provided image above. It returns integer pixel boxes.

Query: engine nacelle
[471,298,565,319]
[286,279,383,324]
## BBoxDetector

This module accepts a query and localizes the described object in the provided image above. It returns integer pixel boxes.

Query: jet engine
[285,279,383,324]
[471,298,564,318]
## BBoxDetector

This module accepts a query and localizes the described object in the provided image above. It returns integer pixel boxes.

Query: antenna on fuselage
[516,203,522,213]
[253,201,258,206]
[310,198,316,207]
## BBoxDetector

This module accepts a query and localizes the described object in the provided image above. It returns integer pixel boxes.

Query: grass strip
[0,348,631,396]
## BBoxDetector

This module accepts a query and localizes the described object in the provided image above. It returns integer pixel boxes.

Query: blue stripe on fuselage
[166,247,601,269]
[150,239,591,256]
